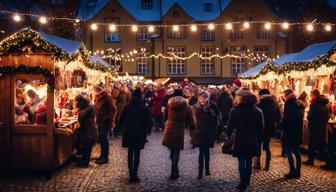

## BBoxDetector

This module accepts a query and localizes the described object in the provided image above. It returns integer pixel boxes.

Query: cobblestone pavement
[1,131,336,192]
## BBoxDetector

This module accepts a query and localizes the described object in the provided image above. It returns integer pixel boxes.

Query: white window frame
[168,26,186,39]
[137,27,149,41]
[231,46,246,75]
[167,47,186,75]
[257,25,270,39]
[142,0,153,9]
[201,30,215,41]
[229,26,243,39]
[200,46,215,75]
[254,46,271,62]
[136,52,149,75]
[105,32,121,42]
[104,49,122,72]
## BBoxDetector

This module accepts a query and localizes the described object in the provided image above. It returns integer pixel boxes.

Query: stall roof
[239,61,268,78]
[91,55,109,67]
[39,33,81,55]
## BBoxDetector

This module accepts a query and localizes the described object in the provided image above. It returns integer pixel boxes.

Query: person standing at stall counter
[94,86,117,164]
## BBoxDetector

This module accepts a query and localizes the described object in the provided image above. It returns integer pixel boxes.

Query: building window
[105,49,122,72]
[200,46,215,75]
[142,0,153,9]
[136,52,149,74]
[168,26,186,39]
[167,47,186,75]
[105,32,121,42]
[230,46,246,75]
[137,27,149,41]
[173,11,180,18]
[204,3,212,12]
[229,26,243,39]
[254,46,271,62]
[87,0,97,7]
[201,30,215,41]
[257,24,270,39]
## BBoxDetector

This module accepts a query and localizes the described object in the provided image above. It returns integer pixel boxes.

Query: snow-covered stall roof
[39,33,81,55]
[162,0,231,21]
[91,55,109,68]
[271,52,300,65]
[289,41,336,63]
[239,61,268,78]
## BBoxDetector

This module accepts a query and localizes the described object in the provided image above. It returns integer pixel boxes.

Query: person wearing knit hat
[94,85,104,94]
[236,87,252,97]
[258,88,271,96]
[232,79,242,90]
[193,90,221,179]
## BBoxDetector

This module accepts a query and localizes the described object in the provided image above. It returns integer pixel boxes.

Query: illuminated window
[200,46,215,75]
[167,47,186,75]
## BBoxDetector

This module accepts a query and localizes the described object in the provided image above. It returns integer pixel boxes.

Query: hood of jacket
[238,94,258,107]
[259,94,276,104]
[168,96,188,111]
[317,95,329,106]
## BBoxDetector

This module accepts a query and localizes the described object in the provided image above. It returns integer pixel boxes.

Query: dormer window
[87,0,97,7]
[142,0,153,10]
[204,3,212,12]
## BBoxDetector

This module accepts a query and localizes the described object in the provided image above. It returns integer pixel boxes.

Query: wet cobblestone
[0,131,335,192]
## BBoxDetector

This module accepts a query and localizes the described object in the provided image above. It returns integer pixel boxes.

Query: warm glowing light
[173,25,179,31]
[282,22,289,29]
[90,23,98,30]
[225,23,233,30]
[148,25,155,32]
[208,23,215,30]
[243,22,250,29]
[264,23,271,30]
[191,25,197,32]
[325,24,332,32]
[109,24,117,32]
[39,16,47,24]
[13,14,21,22]
[306,24,314,31]
[131,25,138,32]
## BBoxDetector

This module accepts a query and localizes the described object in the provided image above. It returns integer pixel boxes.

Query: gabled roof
[77,0,109,20]
[162,0,230,21]
[91,55,110,68]
[39,32,81,54]
[239,40,336,78]
[117,0,162,22]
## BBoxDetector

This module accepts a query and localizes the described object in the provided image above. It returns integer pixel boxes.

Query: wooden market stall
[0,28,116,173]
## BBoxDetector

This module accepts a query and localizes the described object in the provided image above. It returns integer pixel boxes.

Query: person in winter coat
[192,91,220,179]
[253,89,281,171]
[280,89,305,179]
[114,85,130,137]
[94,86,117,164]
[162,89,195,180]
[226,87,263,190]
[152,86,165,131]
[119,88,153,183]
[217,89,233,141]
[74,94,98,167]
[304,89,333,169]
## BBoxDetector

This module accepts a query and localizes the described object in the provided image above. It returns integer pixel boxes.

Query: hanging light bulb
[13,14,21,22]
[148,25,155,33]
[109,24,117,32]
[191,24,197,32]
[131,25,138,32]
[306,23,314,31]
[243,22,250,29]
[90,23,98,31]
[282,22,289,30]
[75,19,80,23]
[173,25,179,31]
[39,16,47,24]
[208,23,215,30]
[325,24,332,32]
[225,23,233,30]
[264,22,271,30]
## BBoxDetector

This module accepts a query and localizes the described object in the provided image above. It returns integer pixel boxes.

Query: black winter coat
[307,95,330,149]
[227,94,264,157]
[280,96,305,147]
[217,91,233,121]
[120,98,153,149]
[257,95,281,137]
[77,104,98,144]
[192,101,220,148]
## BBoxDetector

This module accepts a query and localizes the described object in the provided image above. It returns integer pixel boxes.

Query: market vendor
[59,91,74,110]
[26,89,42,115]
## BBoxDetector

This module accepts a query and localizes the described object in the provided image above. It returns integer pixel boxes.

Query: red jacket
[152,89,165,116]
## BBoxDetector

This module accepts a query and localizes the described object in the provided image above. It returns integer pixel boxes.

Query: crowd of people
[71,78,335,190]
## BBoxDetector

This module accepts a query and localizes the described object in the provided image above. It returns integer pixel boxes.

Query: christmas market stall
[240,40,336,157]
[0,28,116,173]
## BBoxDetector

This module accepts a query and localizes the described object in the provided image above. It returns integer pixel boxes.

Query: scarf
[196,101,211,113]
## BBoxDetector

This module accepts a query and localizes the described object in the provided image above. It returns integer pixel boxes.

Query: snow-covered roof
[40,33,81,54]
[91,55,109,67]
[240,40,336,78]
[77,0,109,20]
[239,61,268,78]
[162,0,231,21]
[76,0,231,21]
